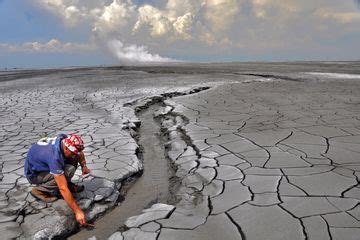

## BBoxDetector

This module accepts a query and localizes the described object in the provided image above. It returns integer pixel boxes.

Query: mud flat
[0,66,219,239]
[1,62,360,239]
[105,67,360,240]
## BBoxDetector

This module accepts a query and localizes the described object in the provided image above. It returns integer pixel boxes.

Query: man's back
[24,136,65,178]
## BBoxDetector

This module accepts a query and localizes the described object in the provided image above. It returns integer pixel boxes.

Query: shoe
[68,182,85,193]
[31,188,58,203]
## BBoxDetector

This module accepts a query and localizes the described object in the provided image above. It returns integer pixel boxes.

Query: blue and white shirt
[24,134,69,178]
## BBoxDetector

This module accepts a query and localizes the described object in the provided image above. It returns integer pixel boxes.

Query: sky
[0,0,360,68]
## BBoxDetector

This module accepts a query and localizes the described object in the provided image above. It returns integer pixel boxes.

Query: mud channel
[69,104,179,240]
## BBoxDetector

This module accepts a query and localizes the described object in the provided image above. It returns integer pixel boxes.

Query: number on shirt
[37,137,57,146]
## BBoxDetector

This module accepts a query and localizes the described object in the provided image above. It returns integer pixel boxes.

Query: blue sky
[0,0,108,68]
[0,1,60,43]
[0,0,360,68]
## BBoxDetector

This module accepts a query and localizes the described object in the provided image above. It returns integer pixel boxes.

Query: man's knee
[29,172,54,185]
[64,164,76,180]
[32,173,57,194]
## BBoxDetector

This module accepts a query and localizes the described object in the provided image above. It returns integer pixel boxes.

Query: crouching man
[24,134,90,226]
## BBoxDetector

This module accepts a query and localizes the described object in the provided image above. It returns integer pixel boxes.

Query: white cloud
[133,5,172,37]
[251,0,301,19]
[33,0,107,27]
[0,39,97,53]
[203,0,240,31]
[173,13,193,39]
[93,0,136,35]
[132,3,200,40]
[27,0,360,61]
[315,8,360,23]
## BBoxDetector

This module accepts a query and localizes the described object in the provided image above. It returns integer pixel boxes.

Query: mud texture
[1,62,360,239]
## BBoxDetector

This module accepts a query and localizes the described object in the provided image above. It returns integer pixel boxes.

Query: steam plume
[107,39,176,63]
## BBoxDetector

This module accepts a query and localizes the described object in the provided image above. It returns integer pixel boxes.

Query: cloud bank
[0,39,96,53]
[8,0,360,61]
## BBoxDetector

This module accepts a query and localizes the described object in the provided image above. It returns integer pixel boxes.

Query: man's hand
[81,165,90,175]
[75,209,86,225]
[79,152,90,176]
[54,174,87,226]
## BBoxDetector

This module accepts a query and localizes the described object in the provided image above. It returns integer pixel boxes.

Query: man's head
[62,134,84,158]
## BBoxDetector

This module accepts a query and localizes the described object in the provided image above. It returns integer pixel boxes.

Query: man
[24,133,90,226]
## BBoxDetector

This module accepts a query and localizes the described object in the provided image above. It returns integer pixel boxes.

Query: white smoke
[107,39,176,63]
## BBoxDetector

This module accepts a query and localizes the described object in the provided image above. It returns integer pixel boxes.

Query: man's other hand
[81,166,90,175]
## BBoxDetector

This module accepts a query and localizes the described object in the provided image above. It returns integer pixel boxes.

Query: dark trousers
[28,164,77,194]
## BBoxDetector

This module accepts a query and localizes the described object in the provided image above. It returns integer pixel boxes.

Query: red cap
[63,134,84,155]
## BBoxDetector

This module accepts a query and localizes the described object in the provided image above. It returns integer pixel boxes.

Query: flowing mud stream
[69,104,175,240]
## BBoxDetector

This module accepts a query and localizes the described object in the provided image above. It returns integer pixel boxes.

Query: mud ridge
[68,86,211,239]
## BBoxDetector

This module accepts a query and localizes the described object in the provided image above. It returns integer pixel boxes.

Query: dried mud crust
[0,108,142,239]
[109,79,360,240]
[63,86,213,240]
[103,87,218,239]
[0,75,210,239]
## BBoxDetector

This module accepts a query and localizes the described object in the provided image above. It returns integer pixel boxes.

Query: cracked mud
[108,65,360,240]
[1,62,360,240]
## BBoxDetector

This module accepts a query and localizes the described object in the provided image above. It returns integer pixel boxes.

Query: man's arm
[78,152,90,175]
[53,174,86,225]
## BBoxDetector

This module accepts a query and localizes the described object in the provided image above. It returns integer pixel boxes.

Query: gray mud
[69,104,176,240]
[1,62,360,239]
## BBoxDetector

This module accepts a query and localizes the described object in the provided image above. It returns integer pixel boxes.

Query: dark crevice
[275,131,294,146]
[325,137,330,154]
[341,183,359,197]
[277,143,309,158]
[331,168,356,179]
[320,215,334,240]
[280,169,310,196]
[225,212,246,240]
[209,179,226,197]
[298,218,309,240]
[277,205,308,240]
